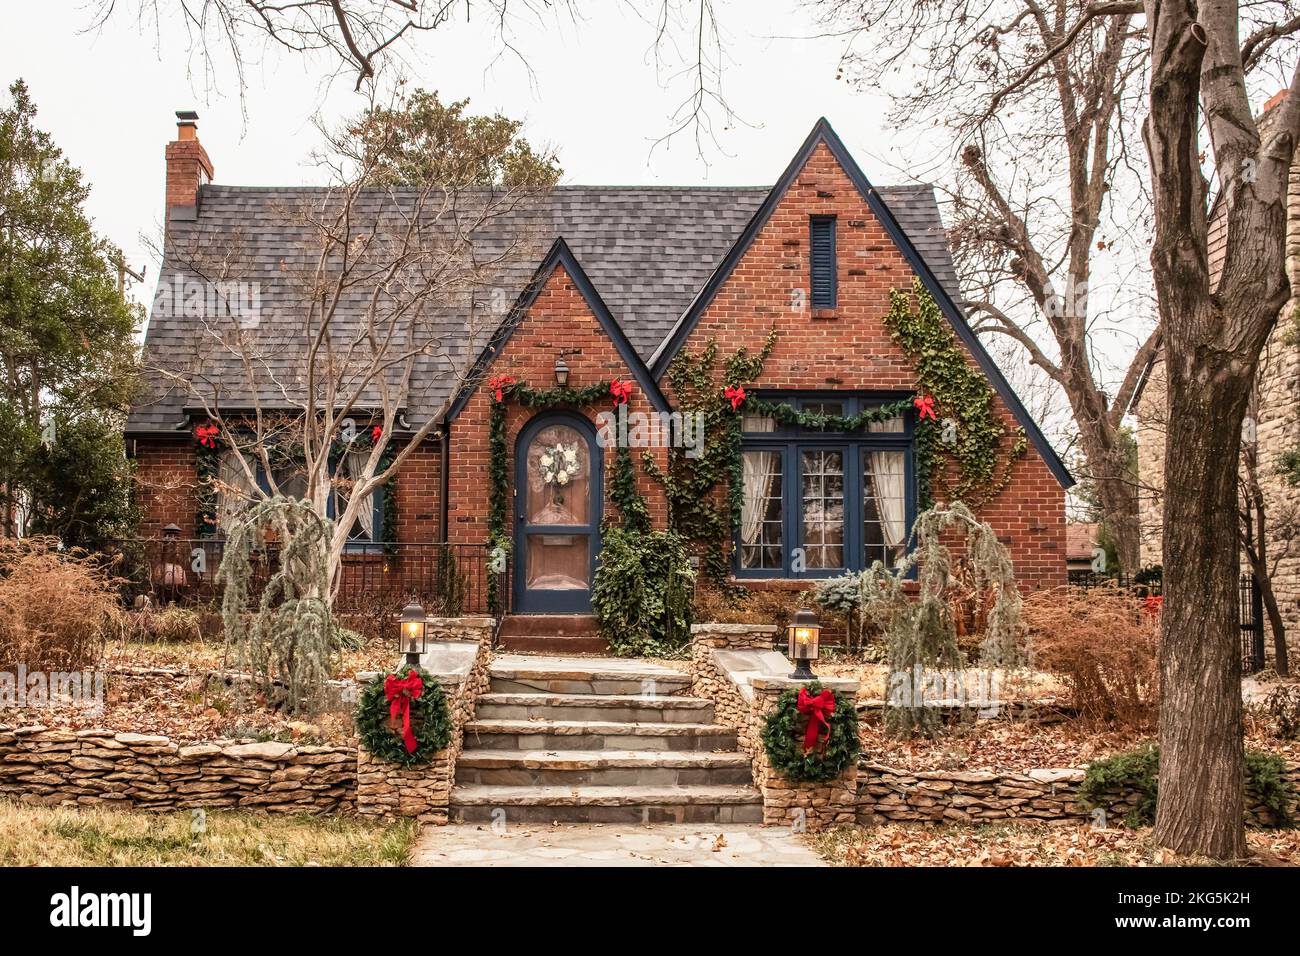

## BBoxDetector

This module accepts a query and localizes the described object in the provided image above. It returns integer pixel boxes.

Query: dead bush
[1023,585,1159,729]
[121,605,204,643]
[0,538,120,671]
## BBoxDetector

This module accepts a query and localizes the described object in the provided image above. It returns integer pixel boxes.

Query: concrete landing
[410,823,823,867]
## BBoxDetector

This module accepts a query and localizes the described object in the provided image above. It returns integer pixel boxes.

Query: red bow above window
[610,379,634,406]
[371,425,383,443]
[796,686,836,754]
[487,375,516,403]
[724,385,747,411]
[913,394,937,421]
[195,423,220,448]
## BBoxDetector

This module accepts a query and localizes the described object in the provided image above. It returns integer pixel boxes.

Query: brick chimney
[1263,89,1290,114]
[165,110,213,223]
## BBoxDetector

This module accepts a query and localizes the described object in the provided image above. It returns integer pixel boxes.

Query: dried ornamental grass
[1023,586,1159,728]
[0,537,120,671]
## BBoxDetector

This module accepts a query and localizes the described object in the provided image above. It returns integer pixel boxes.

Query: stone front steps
[451,655,762,824]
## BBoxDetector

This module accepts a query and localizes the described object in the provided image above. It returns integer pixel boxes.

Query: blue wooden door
[513,414,602,613]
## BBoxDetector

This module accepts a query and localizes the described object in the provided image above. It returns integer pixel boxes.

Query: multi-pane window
[737,394,914,577]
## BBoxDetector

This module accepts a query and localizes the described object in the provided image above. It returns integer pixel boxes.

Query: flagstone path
[410,823,824,867]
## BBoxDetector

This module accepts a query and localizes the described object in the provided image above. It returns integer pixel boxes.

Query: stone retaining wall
[0,725,355,813]
[857,761,1300,828]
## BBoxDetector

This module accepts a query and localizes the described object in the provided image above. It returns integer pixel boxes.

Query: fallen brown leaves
[813,822,1300,867]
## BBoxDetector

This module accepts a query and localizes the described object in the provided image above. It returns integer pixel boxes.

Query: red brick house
[127,114,1070,616]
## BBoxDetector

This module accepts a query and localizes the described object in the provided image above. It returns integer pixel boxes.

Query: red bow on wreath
[195,423,220,448]
[724,385,747,411]
[371,425,383,443]
[384,671,425,754]
[913,394,937,421]
[487,375,516,402]
[610,379,634,406]
[796,687,836,754]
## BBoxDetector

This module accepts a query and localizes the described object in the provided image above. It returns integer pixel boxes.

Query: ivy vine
[642,328,779,586]
[884,279,1028,508]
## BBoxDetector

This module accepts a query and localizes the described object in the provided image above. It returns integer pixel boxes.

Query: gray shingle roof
[127,182,961,435]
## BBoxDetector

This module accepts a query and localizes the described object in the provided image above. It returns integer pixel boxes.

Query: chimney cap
[175,110,199,124]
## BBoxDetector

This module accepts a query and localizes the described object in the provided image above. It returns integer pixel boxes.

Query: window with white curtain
[737,394,914,578]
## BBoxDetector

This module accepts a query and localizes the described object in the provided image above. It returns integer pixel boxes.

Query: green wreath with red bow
[354,664,452,766]
[761,681,860,782]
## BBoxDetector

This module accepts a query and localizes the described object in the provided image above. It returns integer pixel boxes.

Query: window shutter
[810,217,837,309]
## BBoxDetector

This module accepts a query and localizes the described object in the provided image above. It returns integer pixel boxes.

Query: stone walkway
[411,823,824,867]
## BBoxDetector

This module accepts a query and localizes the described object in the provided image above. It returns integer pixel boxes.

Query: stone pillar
[354,618,494,824]
[749,675,859,831]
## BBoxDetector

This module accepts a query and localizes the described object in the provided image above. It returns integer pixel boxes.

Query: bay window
[737,394,915,577]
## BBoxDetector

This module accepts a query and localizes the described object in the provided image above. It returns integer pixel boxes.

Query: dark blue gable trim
[444,238,671,423]
[648,117,1074,490]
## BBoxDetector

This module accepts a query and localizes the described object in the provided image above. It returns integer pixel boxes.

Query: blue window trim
[733,392,916,579]
[810,216,838,309]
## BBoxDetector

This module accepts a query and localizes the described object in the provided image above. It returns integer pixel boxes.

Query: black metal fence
[107,538,505,617]
[1067,569,1269,675]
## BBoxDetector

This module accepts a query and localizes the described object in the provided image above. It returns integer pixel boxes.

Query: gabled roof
[444,238,672,422]
[648,118,1074,490]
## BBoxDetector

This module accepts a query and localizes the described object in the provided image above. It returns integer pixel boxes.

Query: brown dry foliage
[0,537,120,671]
[1022,586,1159,729]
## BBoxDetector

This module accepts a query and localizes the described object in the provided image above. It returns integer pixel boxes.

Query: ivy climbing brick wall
[447,263,670,545]
[660,141,1066,591]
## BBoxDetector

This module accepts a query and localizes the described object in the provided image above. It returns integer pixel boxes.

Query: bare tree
[812,0,1157,570]
[149,91,555,598]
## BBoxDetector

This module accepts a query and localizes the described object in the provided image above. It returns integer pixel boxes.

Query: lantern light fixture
[554,353,570,387]
[398,600,428,667]
[786,608,821,680]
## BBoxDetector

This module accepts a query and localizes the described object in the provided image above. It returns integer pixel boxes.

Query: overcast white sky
[1,1,950,298]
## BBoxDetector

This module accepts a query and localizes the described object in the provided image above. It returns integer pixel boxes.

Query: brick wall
[662,142,1066,591]
[133,438,200,537]
[447,263,670,545]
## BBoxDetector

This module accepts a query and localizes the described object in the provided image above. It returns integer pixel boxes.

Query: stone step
[461,718,739,752]
[448,783,763,824]
[488,655,692,697]
[474,692,715,724]
[455,749,753,786]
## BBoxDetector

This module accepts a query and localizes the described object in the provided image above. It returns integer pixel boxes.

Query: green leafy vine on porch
[884,278,1028,509]
[642,328,779,586]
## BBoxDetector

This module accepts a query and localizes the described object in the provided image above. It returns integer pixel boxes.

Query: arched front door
[513,413,602,613]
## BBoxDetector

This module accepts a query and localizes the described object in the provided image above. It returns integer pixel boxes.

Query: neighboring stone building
[1137,90,1300,662]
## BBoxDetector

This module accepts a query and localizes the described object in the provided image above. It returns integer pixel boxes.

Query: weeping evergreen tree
[858,502,1024,737]
[216,496,340,714]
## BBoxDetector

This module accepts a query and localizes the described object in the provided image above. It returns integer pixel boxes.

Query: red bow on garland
[371,425,383,443]
[384,670,425,753]
[796,687,836,754]
[195,423,220,448]
[724,385,747,411]
[610,379,634,406]
[487,375,516,402]
[913,394,937,421]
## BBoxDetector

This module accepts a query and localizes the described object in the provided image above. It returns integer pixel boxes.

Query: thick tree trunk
[1094,470,1141,572]
[1154,358,1248,860]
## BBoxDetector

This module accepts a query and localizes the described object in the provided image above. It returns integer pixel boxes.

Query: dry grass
[813,821,1300,867]
[0,538,121,671]
[1023,586,1159,728]
[0,799,418,866]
